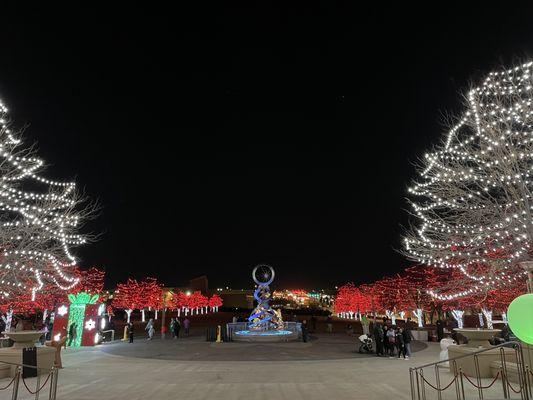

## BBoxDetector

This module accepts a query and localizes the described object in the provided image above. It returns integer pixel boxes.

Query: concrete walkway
[0,338,441,400]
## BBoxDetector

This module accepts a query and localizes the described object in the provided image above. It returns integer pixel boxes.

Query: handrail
[410,341,522,370]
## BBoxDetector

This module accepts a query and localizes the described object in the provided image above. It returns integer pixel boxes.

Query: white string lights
[404,62,533,299]
[0,98,91,300]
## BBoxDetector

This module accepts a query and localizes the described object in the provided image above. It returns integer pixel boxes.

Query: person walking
[146,318,155,340]
[128,322,134,343]
[174,318,181,339]
[403,322,414,358]
[361,314,370,336]
[301,320,309,343]
[373,323,384,356]
[396,327,407,359]
[183,317,190,336]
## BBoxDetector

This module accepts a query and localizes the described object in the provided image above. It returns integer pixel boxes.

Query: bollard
[216,325,222,343]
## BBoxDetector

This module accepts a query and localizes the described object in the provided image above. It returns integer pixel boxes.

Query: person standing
[326,315,333,333]
[436,319,444,342]
[310,315,317,333]
[396,327,406,359]
[169,318,176,338]
[361,314,370,336]
[174,318,181,339]
[403,322,414,358]
[67,322,77,346]
[146,318,155,340]
[373,323,384,356]
[386,326,396,357]
[301,320,309,343]
[183,317,190,336]
[128,322,134,343]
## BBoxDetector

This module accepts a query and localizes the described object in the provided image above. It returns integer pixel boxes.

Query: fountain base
[233,330,298,342]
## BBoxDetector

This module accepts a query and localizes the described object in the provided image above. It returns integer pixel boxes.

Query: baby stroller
[358,334,373,354]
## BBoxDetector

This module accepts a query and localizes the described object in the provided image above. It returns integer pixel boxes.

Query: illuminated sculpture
[248,264,284,331]
[233,265,296,342]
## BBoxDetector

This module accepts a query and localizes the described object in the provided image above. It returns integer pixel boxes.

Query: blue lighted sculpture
[248,264,284,331]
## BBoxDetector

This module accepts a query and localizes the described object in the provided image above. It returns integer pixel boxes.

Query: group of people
[169,317,190,339]
[127,317,192,343]
[372,320,413,359]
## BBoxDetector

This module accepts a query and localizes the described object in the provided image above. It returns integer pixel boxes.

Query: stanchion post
[34,372,41,400]
[11,366,20,400]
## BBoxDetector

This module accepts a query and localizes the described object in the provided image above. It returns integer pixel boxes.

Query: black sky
[1,4,533,289]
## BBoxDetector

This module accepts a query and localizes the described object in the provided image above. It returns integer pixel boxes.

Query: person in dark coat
[301,320,309,342]
[383,325,390,356]
[436,319,444,342]
[174,318,181,339]
[310,315,317,333]
[396,327,406,359]
[403,323,414,358]
[67,323,77,346]
[128,322,134,343]
[373,323,384,356]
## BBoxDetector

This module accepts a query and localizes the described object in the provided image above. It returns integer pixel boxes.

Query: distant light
[57,305,68,316]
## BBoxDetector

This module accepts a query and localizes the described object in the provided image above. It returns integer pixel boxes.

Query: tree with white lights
[404,61,533,299]
[0,99,93,303]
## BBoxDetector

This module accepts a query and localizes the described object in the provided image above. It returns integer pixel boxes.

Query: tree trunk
[481,308,493,329]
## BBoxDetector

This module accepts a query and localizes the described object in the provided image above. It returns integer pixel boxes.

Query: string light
[404,62,533,298]
[0,98,91,299]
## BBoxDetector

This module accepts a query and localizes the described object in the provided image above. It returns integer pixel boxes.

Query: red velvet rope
[504,375,526,394]
[21,370,52,394]
[0,374,17,391]
[420,373,458,391]
[461,371,501,389]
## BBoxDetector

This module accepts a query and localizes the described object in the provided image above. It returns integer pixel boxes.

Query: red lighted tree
[73,267,105,297]
[208,294,223,312]
[139,278,163,321]
[188,291,208,315]
[113,279,143,323]
[359,284,381,319]
[372,275,406,324]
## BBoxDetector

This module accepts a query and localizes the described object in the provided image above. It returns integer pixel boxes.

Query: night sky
[1,5,532,290]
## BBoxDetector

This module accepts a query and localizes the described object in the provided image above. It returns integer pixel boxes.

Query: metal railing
[0,359,59,400]
[410,341,532,399]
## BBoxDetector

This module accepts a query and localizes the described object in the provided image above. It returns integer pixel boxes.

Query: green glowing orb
[508,293,533,345]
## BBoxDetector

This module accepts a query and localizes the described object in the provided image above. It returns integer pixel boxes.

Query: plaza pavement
[0,332,441,400]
